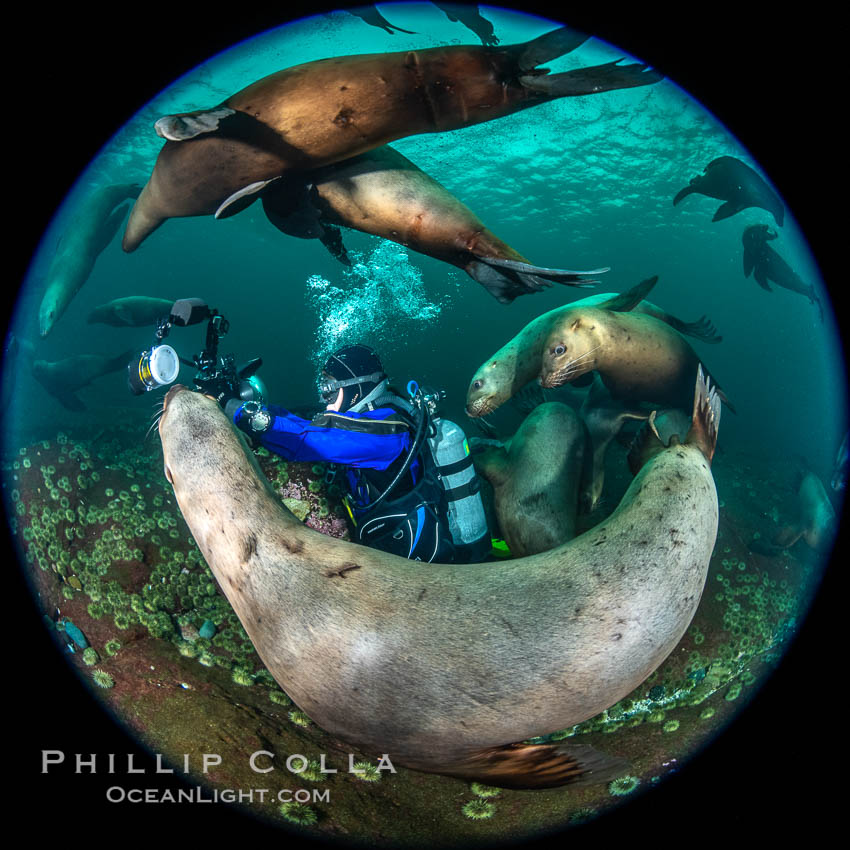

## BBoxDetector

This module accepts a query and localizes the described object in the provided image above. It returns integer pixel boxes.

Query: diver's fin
[597,275,658,312]
[712,200,744,222]
[665,314,722,344]
[672,185,696,206]
[468,256,605,304]
[517,26,589,71]
[216,177,282,219]
[154,106,237,141]
[685,364,721,464]
[454,741,629,790]
[520,59,662,97]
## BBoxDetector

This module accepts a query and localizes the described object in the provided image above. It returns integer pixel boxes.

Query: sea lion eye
[553,344,566,356]
[472,379,483,390]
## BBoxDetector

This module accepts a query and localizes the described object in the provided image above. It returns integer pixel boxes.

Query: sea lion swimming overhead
[258,145,605,303]
[672,155,785,226]
[158,368,720,789]
[39,183,141,336]
[465,276,721,416]
[742,224,823,320]
[123,27,662,251]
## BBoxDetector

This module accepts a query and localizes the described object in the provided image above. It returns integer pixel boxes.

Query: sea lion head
[158,384,239,495]
[539,313,600,389]
[465,357,514,417]
[38,293,62,338]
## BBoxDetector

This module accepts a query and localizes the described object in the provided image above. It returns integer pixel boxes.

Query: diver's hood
[347,378,391,413]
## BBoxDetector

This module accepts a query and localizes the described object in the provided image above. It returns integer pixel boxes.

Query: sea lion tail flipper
[712,201,744,222]
[457,741,628,790]
[772,524,805,549]
[216,177,282,219]
[319,224,352,266]
[516,26,589,70]
[520,58,662,97]
[672,185,696,206]
[53,390,86,412]
[154,106,237,141]
[664,314,723,344]
[685,364,722,463]
[597,275,658,312]
[468,257,606,303]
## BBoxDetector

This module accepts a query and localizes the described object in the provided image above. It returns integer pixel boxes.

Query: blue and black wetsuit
[233,396,456,562]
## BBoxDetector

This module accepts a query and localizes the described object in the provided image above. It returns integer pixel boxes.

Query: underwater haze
[4,3,846,845]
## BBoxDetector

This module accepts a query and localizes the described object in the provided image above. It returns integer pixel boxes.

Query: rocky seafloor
[3,419,828,847]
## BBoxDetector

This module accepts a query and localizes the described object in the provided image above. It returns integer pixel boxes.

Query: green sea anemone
[462,799,495,820]
[278,801,317,826]
[662,719,680,733]
[470,782,501,798]
[82,648,99,666]
[350,761,381,782]
[92,670,114,689]
[104,639,121,657]
[300,761,328,782]
[608,775,640,796]
[288,710,311,727]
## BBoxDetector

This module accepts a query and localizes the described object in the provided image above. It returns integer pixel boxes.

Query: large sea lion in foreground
[123,27,662,251]
[742,224,823,320]
[31,350,132,411]
[472,402,589,555]
[87,296,176,327]
[539,304,734,413]
[465,276,721,416]
[39,183,141,336]
[672,155,784,226]
[157,369,720,788]
[259,146,604,303]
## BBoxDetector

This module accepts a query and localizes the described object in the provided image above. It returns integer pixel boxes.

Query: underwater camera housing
[127,297,266,406]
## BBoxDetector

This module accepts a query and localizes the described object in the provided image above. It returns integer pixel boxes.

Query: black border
[8,3,845,844]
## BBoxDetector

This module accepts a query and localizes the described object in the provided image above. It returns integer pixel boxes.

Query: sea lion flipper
[457,741,629,790]
[672,185,695,206]
[154,106,237,141]
[516,25,589,70]
[712,200,743,222]
[685,364,722,464]
[664,314,722,344]
[597,276,658,312]
[95,203,131,253]
[318,224,352,266]
[753,267,773,292]
[520,59,662,97]
[469,256,605,303]
[216,177,282,219]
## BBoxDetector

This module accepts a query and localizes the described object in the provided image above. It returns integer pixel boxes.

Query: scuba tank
[350,381,490,563]
[426,415,490,560]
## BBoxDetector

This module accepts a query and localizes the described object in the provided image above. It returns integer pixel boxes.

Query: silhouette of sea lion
[742,224,823,320]
[673,156,784,225]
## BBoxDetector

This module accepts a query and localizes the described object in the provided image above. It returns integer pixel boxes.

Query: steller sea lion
[123,27,662,251]
[39,183,141,336]
[471,402,590,556]
[258,145,605,303]
[87,296,176,327]
[465,275,721,417]
[433,2,500,45]
[346,6,417,35]
[538,303,735,414]
[157,367,720,789]
[672,155,784,226]
[742,224,823,320]
[31,350,133,411]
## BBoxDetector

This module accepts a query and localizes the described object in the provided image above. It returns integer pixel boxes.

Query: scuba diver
[221,343,491,564]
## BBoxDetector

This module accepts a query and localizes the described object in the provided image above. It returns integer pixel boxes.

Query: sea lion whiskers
[541,343,602,387]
